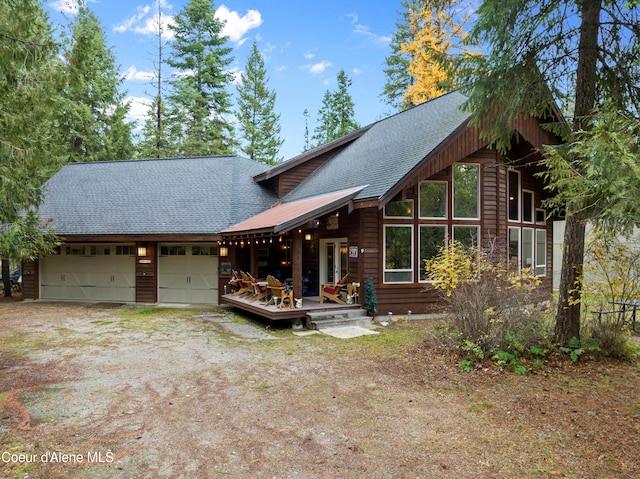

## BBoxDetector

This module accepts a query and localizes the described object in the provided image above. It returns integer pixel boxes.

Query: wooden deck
[220,293,362,321]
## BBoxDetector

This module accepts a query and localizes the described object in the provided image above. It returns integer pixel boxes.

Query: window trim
[383,224,414,284]
[418,180,448,219]
[419,225,447,283]
[508,169,521,222]
[383,199,414,219]
[452,224,480,249]
[522,189,535,224]
[452,163,480,220]
[536,229,547,276]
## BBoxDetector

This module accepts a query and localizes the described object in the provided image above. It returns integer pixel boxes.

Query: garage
[40,245,136,302]
[158,244,219,304]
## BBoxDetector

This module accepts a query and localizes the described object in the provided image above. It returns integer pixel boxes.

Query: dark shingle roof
[283,91,471,202]
[39,156,276,235]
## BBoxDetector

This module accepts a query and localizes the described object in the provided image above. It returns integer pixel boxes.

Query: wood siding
[135,243,157,303]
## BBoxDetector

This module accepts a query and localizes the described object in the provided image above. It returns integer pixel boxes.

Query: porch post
[292,231,303,300]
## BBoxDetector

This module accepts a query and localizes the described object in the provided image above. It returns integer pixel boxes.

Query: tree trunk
[2,259,11,298]
[554,0,600,346]
[554,214,585,345]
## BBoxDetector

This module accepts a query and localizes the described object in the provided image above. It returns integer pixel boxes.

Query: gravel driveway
[1,301,640,479]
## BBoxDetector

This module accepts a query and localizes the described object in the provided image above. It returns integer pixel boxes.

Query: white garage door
[40,245,136,302]
[158,244,219,304]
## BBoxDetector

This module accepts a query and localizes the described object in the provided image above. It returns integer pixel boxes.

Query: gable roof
[282,91,472,203]
[39,156,276,236]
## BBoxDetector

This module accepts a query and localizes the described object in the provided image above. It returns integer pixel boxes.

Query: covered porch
[218,187,367,323]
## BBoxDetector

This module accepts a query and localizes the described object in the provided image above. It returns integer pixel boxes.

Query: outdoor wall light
[219,246,229,257]
[304,233,312,241]
[137,246,147,257]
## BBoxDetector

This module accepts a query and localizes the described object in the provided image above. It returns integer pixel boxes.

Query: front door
[319,238,348,291]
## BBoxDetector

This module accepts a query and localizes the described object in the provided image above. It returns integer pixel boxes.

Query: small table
[611,300,640,333]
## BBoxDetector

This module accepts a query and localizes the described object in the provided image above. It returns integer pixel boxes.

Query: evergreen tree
[381,0,418,111]
[138,96,173,158]
[302,109,311,151]
[60,4,134,162]
[0,0,65,295]
[457,0,640,345]
[236,41,283,164]
[137,1,172,159]
[165,0,237,156]
[312,70,360,146]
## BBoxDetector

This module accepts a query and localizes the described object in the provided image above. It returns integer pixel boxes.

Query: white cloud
[352,67,363,75]
[228,66,242,85]
[353,24,391,45]
[303,51,315,60]
[215,5,262,44]
[48,0,97,15]
[345,13,358,24]
[124,65,156,81]
[113,1,175,38]
[124,95,152,130]
[307,60,332,75]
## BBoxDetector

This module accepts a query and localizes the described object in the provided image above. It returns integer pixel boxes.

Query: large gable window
[419,181,447,219]
[384,225,413,283]
[453,163,479,219]
[419,225,446,281]
[384,200,413,218]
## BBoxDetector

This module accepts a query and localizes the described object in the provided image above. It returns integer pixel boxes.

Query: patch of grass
[467,400,493,412]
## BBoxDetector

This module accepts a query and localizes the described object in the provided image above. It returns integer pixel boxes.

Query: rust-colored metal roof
[222,186,366,236]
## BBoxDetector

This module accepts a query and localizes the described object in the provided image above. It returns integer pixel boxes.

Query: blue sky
[46,0,402,160]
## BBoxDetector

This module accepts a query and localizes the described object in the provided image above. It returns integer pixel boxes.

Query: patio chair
[232,270,252,296]
[320,273,350,304]
[265,275,285,306]
[246,273,267,302]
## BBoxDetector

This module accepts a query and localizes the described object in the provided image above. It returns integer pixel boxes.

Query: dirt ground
[1,300,639,479]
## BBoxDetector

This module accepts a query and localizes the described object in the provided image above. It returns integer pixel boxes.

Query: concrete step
[306,308,373,329]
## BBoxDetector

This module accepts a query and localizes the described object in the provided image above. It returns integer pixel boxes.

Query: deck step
[306,308,372,329]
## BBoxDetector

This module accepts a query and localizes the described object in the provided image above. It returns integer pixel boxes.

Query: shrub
[425,241,551,371]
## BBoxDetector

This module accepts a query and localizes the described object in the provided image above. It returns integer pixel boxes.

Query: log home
[23,91,561,319]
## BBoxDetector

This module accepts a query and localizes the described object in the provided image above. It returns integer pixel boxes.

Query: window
[509,227,520,272]
[160,245,186,256]
[192,245,217,256]
[66,246,85,256]
[453,164,479,219]
[419,226,446,281]
[536,208,546,225]
[384,225,413,283]
[384,200,413,218]
[508,170,520,221]
[452,225,479,249]
[116,245,136,256]
[536,230,547,276]
[523,190,534,223]
[522,228,534,269]
[419,181,447,218]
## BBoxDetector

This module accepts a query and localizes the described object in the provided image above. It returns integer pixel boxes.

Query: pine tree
[312,70,360,146]
[0,0,65,295]
[60,4,134,162]
[137,1,172,159]
[457,0,640,345]
[165,0,237,157]
[381,0,419,111]
[236,41,283,164]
